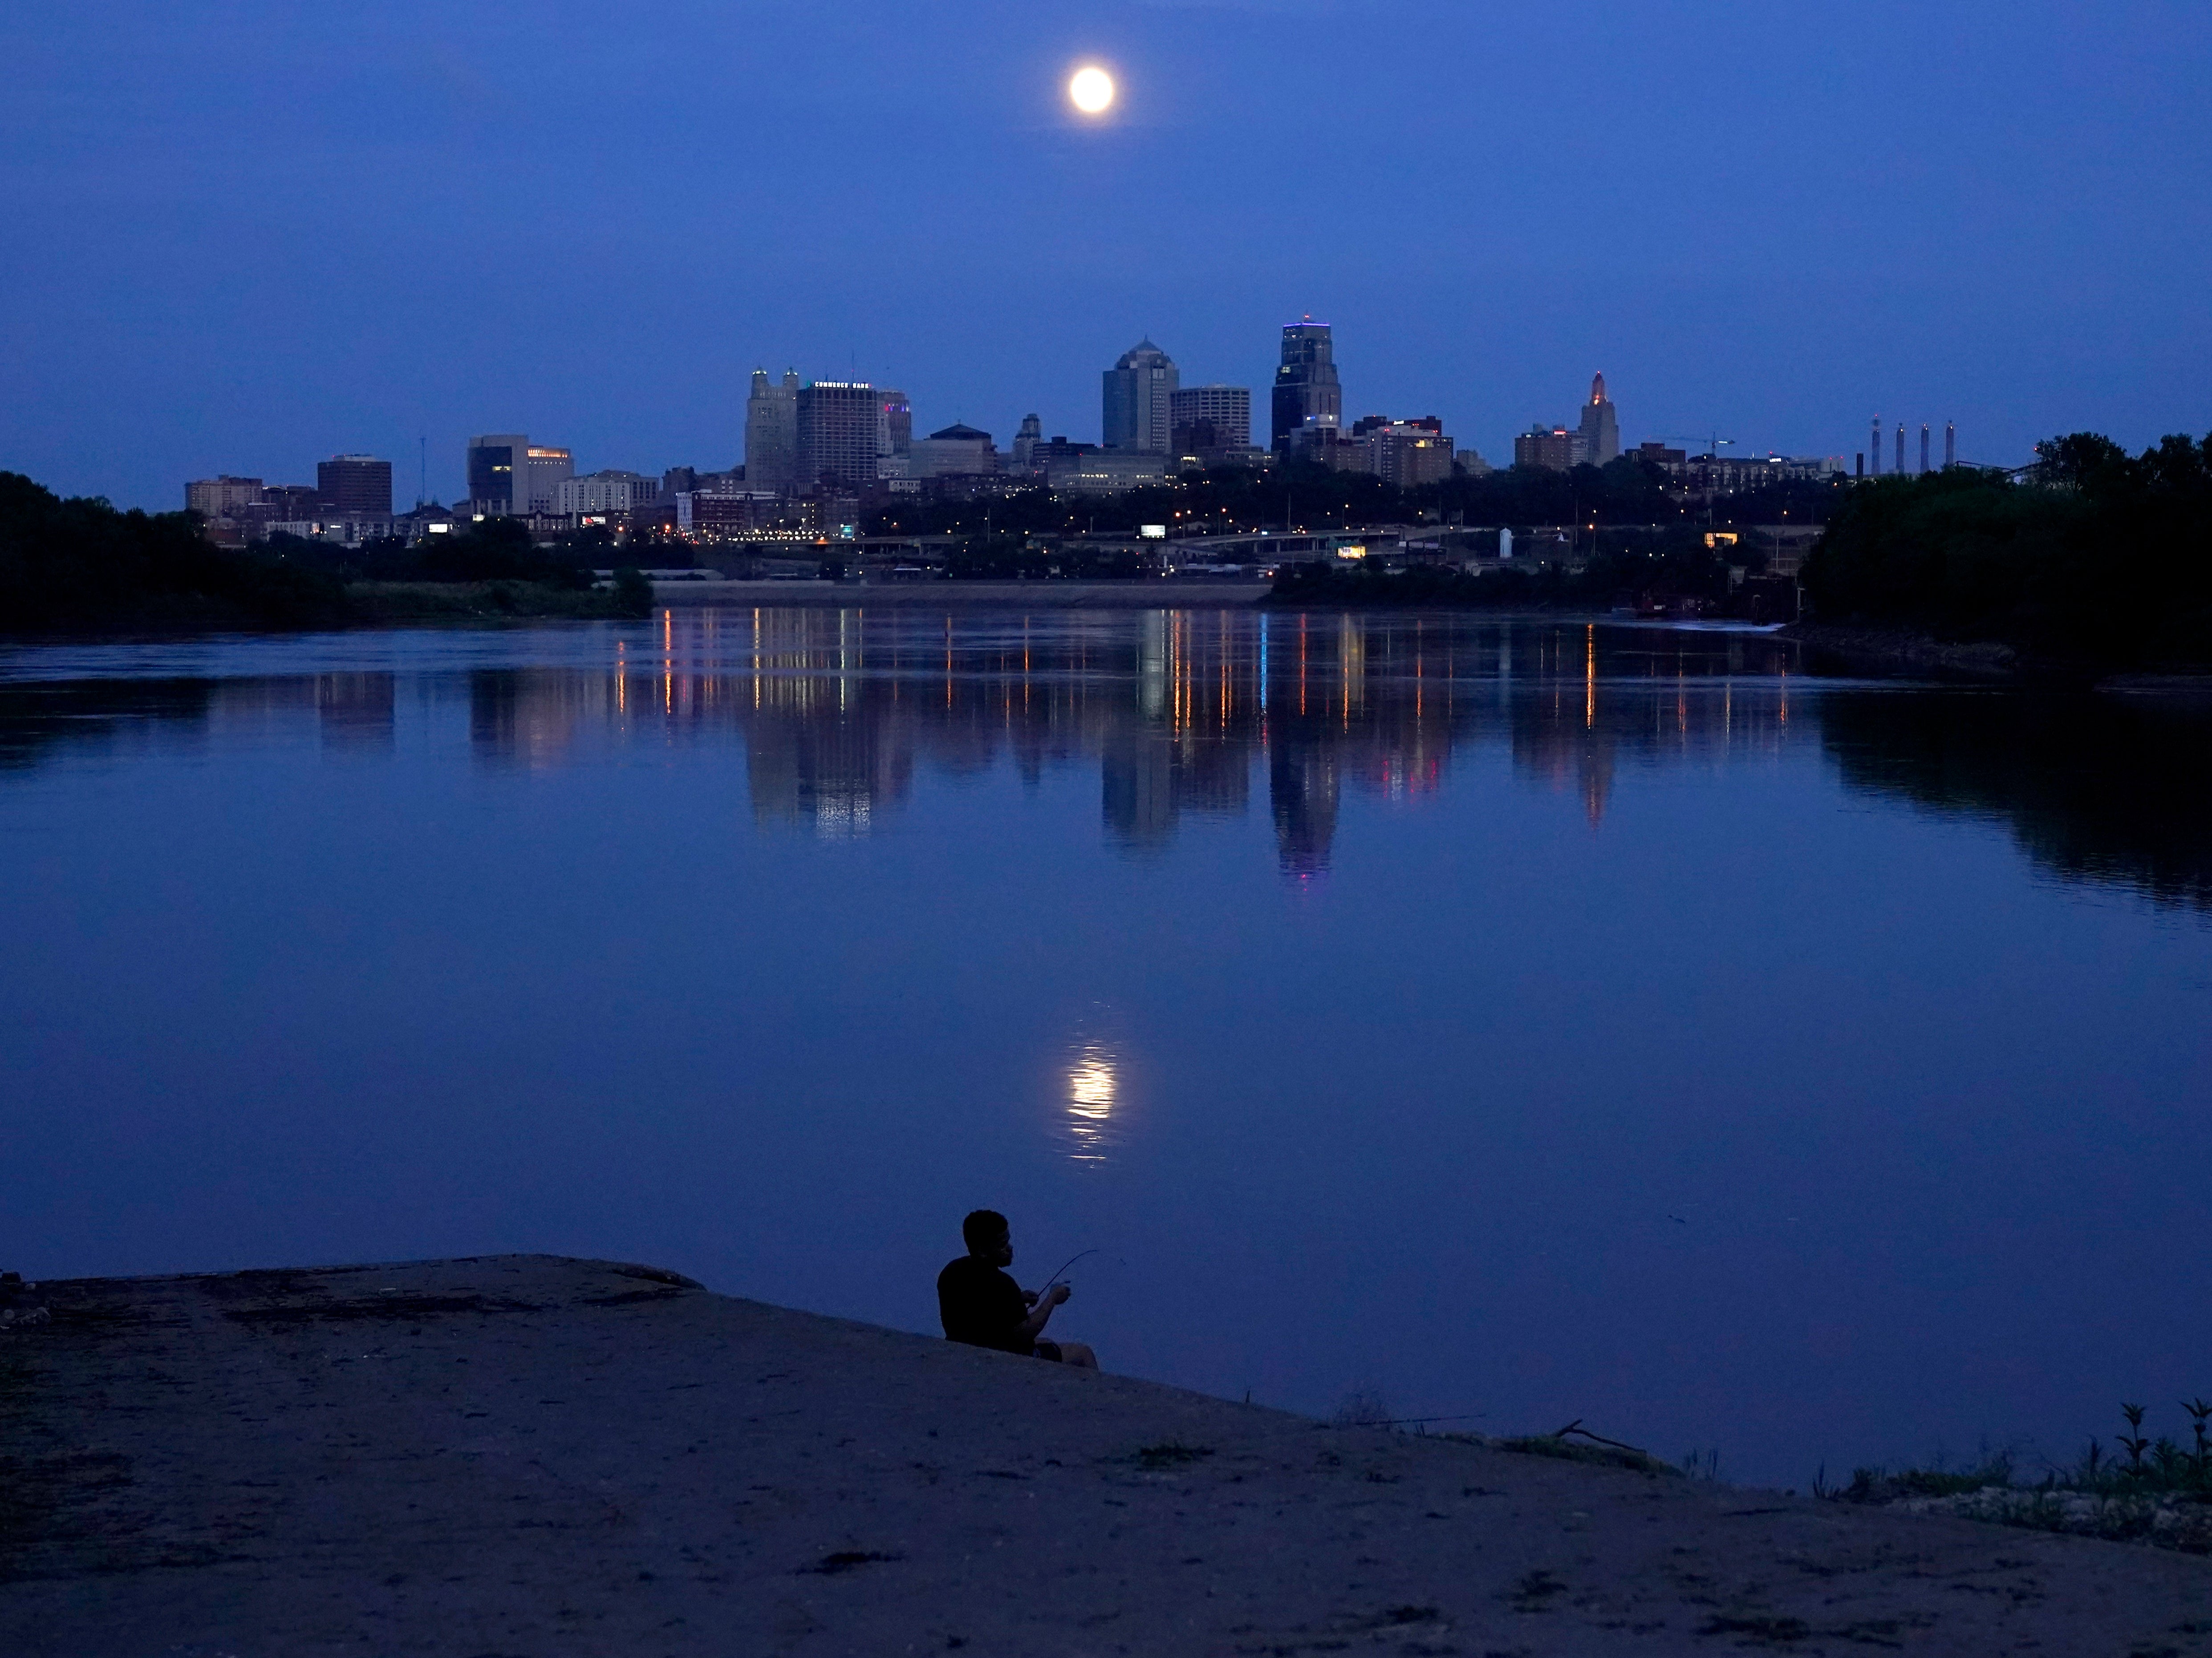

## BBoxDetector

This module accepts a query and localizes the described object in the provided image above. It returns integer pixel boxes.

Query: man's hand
[1021,1289,1038,1307]
[1018,1281,1073,1342]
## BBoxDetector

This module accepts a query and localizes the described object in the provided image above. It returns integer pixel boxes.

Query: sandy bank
[3,1256,2206,1655]
[650,578,1270,608]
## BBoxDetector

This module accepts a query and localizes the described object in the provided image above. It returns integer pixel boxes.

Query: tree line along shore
[6,431,2211,678]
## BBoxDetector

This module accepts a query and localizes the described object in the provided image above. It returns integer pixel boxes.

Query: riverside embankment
[3,1256,2207,1655]
[649,577,1271,607]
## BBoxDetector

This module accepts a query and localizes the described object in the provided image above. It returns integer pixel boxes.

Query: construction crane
[1656,433,1737,459]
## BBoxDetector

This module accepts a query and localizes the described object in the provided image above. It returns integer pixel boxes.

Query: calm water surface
[4,608,2208,1485]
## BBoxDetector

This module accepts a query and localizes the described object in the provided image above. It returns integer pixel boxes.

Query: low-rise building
[1047,450,1169,494]
[1513,426,1578,471]
[556,470,660,516]
[1350,416,1453,488]
[909,423,999,479]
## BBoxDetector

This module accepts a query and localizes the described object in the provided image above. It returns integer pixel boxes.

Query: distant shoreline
[648,577,1272,608]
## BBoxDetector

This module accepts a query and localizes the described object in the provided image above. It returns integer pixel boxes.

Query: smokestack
[1945,422,1955,469]
[1871,415,1882,475]
[1920,424,1930,475]
[1895,423,1905,476]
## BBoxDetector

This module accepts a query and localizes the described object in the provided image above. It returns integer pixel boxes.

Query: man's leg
[1055,1341,1098,1370]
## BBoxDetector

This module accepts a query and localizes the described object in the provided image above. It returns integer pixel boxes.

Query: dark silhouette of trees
[1802,431,2212,667]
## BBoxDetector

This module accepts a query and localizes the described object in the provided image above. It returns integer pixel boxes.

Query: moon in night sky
[1068,65,1115,116]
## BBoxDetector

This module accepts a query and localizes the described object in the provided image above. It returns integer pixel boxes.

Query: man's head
[962,1209,1012,1266]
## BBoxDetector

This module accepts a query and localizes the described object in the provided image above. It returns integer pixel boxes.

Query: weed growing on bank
[1826,1399,2212,1553]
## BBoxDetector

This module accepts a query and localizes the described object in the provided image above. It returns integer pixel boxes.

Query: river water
[4,608,2208,1485]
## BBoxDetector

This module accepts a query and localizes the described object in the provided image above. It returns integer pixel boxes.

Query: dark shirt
[937,1255,1031,1354]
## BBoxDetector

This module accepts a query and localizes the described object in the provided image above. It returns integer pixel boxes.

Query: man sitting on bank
[936,1209,1098,1369]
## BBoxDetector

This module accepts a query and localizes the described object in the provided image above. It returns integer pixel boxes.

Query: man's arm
[1016,1282,1070,1341]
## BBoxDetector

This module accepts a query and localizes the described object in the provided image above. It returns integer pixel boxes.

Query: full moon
[1068,66,1115,116]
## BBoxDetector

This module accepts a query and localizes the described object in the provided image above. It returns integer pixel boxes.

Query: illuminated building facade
[1270,320,1342,453]
[877,389,911,464]
[796,381,879,493]
[1577,374,1620,466]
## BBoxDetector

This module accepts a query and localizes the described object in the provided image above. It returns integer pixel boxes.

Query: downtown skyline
[5,2,2208,510]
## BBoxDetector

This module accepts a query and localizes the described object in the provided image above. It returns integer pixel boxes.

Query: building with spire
[1577,373,1620,466]
[1271,320,1342,454]
[1103,340,1178,452]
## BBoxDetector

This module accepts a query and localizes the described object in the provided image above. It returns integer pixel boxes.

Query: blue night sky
[4,1,2208,509]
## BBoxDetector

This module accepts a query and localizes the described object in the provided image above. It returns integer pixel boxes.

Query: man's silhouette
[936,1209,1098,1368]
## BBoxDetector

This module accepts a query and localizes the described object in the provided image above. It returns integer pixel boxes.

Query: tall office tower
[746,369,800,493]
[1920,424,1931,474]
[1271,321,1342,452]
[1577,373,1621,466]
[1102,339,1179,451]
[317,454,393,515]
[1871,416,1882,475]
[1945,422,1956,468]
[1012,413,1043,471]
[466,434,529,512]
[1895,423,1905,476]
[1169,385,1252,453]
[876,389,912,459]
[795,381,879,491]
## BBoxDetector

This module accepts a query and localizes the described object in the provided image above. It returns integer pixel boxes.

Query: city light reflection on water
[2,607,2209,1487]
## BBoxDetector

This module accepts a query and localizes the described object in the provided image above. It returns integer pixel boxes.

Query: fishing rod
[1037,1248,1099,1297]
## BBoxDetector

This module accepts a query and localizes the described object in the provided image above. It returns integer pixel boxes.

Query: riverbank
[1780,622,2021,681]
[653,577,1270,608]
[3,1256,2205,1654]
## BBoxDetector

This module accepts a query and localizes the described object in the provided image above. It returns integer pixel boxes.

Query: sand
[3,1255,2207,1655]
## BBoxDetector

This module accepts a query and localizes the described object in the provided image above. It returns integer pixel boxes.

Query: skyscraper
[1945,422,1956,469]
[1920,423,1931,475]
[1271,321,1341,453]
[1577,373,1620,466]
[1169,385,1251,454]
[877,389,912,462]
[1102,339,1178,452]
[746,369,800,494]
[1895,423,1905,476]
[1871,416,1882,476]
[317,454,392,516]
[796,381,878,492]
